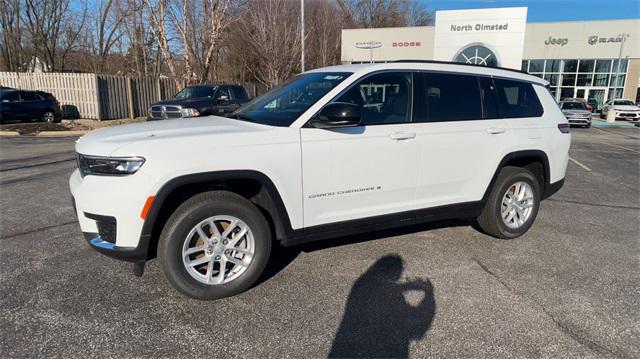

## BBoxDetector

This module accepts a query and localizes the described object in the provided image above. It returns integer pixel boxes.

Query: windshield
[175,86,217,100]
[613,100,635,106]
[562,102,587,110]
[234,72,352,126]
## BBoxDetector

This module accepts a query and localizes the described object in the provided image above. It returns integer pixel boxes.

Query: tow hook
[132,261,145,277]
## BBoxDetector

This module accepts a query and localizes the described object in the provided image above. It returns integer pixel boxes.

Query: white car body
[70,62,570,265]
[602,100,640,121]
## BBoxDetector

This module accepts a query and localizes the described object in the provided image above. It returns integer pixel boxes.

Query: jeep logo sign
[544,37,568,46]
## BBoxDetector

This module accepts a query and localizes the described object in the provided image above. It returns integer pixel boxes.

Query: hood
[76,116,271,156]
[613,105,640,111]
[151,98,203,107]
[562,109,591,116]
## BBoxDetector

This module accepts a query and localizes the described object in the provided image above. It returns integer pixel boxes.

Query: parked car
[562,97,593,113]
[587,98,599,113]
[147,84,250,121]
[600,99,640,121]
[70,61,570,300]
[0,89,62,123]
[560,100,592,128]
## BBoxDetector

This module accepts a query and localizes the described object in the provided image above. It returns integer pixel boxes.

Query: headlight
[76,153,145,177]
[181,108,200,117]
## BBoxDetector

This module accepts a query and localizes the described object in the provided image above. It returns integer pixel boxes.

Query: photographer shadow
[329,254,436,358]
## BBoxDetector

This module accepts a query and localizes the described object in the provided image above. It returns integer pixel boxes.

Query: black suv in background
[0,89,62,123]
[147,84,251,120]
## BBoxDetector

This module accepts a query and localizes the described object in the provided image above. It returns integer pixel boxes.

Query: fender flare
[481,150,551,203]
[139,170,294,259]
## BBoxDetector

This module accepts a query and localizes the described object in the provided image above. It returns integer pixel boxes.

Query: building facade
[341,10,640,110]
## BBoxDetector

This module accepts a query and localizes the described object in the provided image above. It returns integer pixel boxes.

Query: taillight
[558,123,570,134]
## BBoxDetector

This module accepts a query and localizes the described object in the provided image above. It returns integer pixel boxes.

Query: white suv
[70,62,570,300]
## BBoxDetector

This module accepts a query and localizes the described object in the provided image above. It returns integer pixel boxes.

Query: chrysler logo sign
[588,35,626,45]
[355,41,382,49]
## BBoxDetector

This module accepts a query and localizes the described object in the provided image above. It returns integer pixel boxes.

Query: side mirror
[309,102,361,129]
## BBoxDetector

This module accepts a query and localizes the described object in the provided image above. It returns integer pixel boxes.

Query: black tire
[599,112,605,119]
[158,190,272,300]
[42,111,56,123]
[475,166,541,239]
[585,123,592,128]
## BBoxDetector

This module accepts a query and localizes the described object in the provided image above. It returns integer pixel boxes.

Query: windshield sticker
[324,75,344,80]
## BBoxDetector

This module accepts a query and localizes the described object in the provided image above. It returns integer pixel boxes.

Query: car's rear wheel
[42,111,55,123]
[158,191,271,300]
[475,166,541,239]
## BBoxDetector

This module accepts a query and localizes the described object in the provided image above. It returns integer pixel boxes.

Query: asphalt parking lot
[1,127,639,358]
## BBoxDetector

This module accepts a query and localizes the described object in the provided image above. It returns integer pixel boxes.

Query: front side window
[235,72,351,127]
[494,78,543,118]
[413,72,482,122]
[334,72,411,125]
[20,92,38,101]
[1,92,20,102]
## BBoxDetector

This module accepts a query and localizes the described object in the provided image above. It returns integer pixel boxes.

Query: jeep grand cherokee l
[70,61,570,300]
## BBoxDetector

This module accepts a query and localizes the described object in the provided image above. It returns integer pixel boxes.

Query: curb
[0,130,88,137]
[592,121,638,128]
[37,130,88,137]
[0,131,20,137]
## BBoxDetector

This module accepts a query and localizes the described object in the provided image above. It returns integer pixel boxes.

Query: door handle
[390,132,416,140]
[486,127,506,135]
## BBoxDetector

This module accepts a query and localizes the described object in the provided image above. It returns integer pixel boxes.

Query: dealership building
[341,7,640,109]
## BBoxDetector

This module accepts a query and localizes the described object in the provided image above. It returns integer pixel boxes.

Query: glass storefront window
[521,60,528,72]
[544,74,559,86]
[576,74,593,86]
[562,74,576,86]
[545,59,561,73]
[560,87,574,100]
[610,74,626,87]
[563,60,578,73]
[612,59,628,73]
[529,59,545,73]
[595,59,612,73]
[593,74,609,86]
[608,88,623,100]
[578,60,594,73]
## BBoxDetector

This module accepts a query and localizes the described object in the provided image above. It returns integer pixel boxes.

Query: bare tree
[305,0,341,69]
[0,0,24,71]
[22,0,86,71]
[236,0,302,88]
[85,0,131,72]
[337,0,433,28]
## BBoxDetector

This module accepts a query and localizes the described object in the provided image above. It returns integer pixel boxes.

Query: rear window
[232,86,249,100]
[493,78,543,118]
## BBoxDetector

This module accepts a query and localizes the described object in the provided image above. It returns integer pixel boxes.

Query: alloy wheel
[500,181,534,229]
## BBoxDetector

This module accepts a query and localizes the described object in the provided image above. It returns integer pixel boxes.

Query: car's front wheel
[475,166,541,239]
[42,111,56,123]
[159,191,271,300]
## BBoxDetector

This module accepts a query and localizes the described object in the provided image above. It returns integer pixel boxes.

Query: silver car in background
[560,100,592,128]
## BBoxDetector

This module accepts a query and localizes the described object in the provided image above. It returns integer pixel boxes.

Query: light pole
[301,0,305,72]
[614,33,627,95]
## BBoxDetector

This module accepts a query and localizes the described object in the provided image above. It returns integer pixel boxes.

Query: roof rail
[391,59,530,75]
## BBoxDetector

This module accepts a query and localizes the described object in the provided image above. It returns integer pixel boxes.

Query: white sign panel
[433,7,528,69]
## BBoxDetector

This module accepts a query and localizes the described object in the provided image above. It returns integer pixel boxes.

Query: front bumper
[567,117,591,126]
[70,169,155,262]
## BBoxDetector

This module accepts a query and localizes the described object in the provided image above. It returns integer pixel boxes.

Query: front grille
[85,213,117,244]
[150,105,183,119]
[617,113,638,118]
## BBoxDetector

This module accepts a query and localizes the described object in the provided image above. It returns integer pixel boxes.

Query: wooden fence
[0,72,265,120]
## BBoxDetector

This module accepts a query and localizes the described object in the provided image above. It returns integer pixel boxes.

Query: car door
[301,71,420,227]
[214,86,236,115]
[0,91,24,121]
[411,72,511,208]
[19,91,41,120]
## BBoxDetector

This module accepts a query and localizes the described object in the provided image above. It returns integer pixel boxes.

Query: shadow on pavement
[328,254,436,358]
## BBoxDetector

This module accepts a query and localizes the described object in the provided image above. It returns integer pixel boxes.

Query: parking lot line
[568,156,592,172]
[598,142,640,154]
